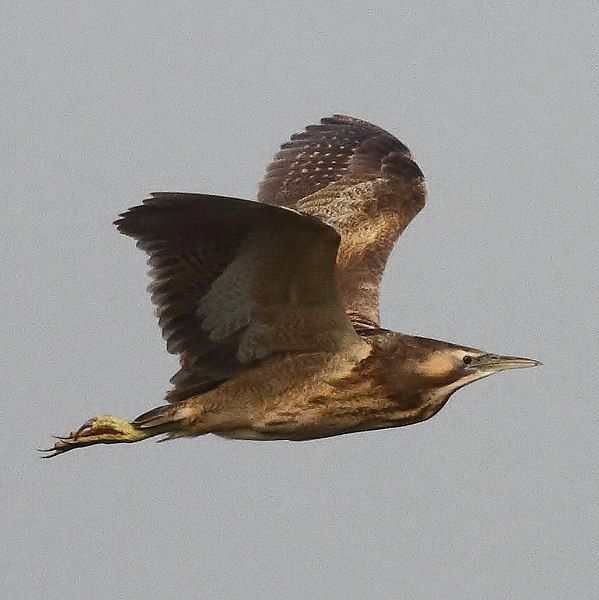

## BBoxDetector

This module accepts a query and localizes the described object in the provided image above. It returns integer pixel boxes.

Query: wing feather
[115,193,357,402]
[258,115,426,329]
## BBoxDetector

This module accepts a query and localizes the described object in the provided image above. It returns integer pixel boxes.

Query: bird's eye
[463,356,473,365]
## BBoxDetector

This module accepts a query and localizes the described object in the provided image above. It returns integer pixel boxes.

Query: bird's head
[389,335,541,400]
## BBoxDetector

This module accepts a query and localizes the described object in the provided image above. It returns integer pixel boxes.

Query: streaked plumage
[44,115,539,456]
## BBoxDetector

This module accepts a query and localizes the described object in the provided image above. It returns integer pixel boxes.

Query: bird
[43,115,540,457]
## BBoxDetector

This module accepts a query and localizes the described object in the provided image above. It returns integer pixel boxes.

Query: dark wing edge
[115,193,358,403]
[257,115,427,329]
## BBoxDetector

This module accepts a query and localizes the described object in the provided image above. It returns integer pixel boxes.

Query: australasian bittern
[43,115,540,457]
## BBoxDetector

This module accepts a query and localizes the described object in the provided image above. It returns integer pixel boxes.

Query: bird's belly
[217,391,430,441]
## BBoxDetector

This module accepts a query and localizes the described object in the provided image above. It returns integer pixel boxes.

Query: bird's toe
[73,417,98,440]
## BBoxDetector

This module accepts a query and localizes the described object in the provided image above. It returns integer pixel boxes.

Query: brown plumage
[43,115,539,457]
[258,115,425,329]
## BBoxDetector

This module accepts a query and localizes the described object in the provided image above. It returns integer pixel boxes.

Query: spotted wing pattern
[115,193,357,402]
[258,115,426,329]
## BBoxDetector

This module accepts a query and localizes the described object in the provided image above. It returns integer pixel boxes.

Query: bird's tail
[131,404,188,431]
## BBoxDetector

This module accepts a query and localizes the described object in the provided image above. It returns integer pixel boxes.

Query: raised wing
[115,193,358,402]
[258,115,426,329]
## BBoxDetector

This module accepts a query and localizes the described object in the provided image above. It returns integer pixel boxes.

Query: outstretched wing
[258,115,426,329]
[115,193,358,402]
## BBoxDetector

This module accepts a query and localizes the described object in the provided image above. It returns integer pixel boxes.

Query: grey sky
[2,1,597,598]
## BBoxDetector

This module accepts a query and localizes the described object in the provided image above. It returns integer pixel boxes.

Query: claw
[38,418,101,458]
[40,450,59,459]
[38,439,71,458]
[73,418,97,440]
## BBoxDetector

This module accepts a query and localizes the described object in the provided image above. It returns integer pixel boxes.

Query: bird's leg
[40,413,179,458]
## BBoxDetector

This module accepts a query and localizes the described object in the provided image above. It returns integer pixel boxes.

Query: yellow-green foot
[41,414,148,457]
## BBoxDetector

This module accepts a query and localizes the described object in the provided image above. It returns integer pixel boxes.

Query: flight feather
[258,115,426,329]
[115,193,357,402]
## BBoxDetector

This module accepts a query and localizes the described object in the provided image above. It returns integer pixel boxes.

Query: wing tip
[258,114,423,205]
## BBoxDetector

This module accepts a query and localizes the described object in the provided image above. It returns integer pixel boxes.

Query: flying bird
[44,115,539,456]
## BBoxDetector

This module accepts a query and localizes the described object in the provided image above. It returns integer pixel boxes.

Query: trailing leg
[41,405,188,457]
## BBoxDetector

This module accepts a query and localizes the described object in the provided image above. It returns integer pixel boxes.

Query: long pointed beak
[476,354,542,373]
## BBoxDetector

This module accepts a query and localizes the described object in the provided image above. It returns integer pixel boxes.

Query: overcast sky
[2,2,598,599]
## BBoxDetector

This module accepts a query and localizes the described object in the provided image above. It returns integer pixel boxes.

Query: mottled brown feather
[258,115,427,329]
[115,193,358,402]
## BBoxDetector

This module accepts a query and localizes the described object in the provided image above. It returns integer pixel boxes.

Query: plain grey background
[2,2,597,599]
